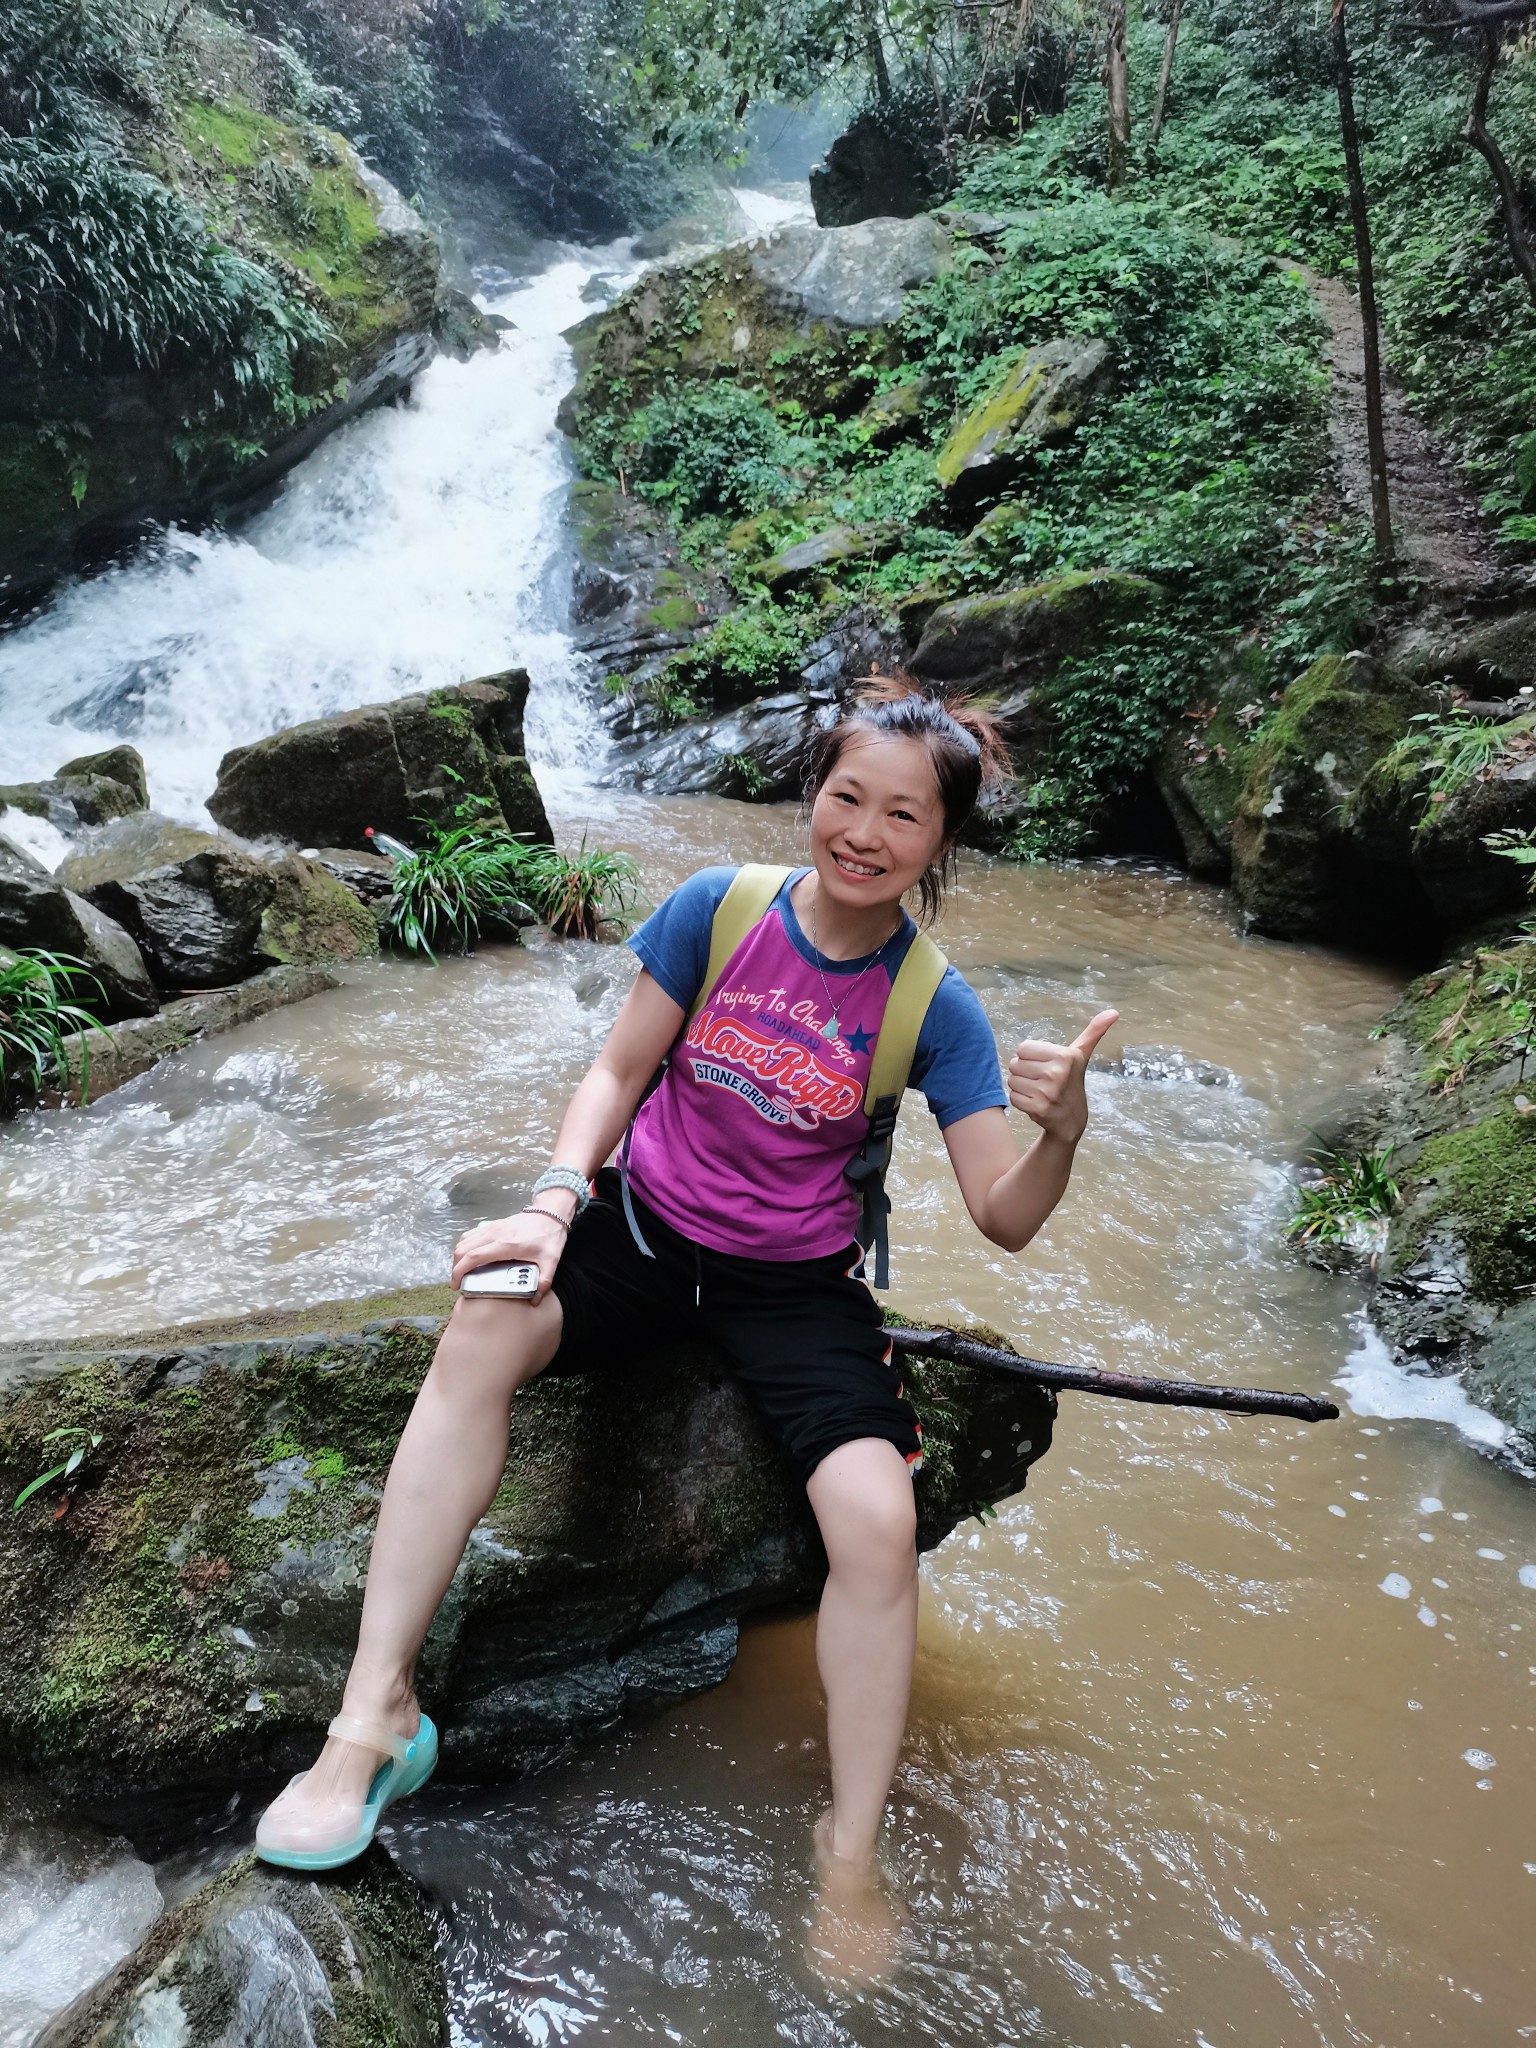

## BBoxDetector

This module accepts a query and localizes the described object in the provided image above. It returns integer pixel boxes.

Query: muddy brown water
[4,793,1533,2045]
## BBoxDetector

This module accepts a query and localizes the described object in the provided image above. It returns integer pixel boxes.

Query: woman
[255,677,1116,1973]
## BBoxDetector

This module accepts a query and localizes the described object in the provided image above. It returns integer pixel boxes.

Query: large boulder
[60,817,278,990]
[0,834,158,1020]
[1387,714,1536,930]
[0,1299,1054,1801]
[810,112,942,227]
[911,569,1160,763]
[935,338,1114,505]
[559,218,954,444]
[1229,654,1413,943]
[258,852,381,967]
[37,1848,445,2048]
[0,746,150,834]
[209,674,551,852]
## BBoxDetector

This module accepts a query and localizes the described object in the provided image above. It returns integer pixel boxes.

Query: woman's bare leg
[803,1437,919,1978]
[258,1293,562,1843]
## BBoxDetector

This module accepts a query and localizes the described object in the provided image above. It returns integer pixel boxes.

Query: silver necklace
[807,884,902,1043]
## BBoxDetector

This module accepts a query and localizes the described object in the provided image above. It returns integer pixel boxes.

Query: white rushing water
[0,187,812,827]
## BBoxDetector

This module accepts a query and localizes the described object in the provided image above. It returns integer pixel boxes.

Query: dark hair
[805,672,1011,925]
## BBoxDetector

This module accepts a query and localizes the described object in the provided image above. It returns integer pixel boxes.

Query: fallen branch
[887,1324,1340,1422]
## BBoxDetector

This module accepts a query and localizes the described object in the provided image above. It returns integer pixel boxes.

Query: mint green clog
[254,1710,438,1870]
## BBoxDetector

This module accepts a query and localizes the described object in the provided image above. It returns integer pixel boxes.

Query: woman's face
[808,730,949,915]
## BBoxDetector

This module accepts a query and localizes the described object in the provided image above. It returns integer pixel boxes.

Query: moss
[1397,1103,1536,1300]
[935,351,1051,489]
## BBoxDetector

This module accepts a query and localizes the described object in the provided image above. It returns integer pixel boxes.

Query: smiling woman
[250,674,1119,1982]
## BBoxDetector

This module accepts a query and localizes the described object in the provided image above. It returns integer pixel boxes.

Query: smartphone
[460,1261,539,1299]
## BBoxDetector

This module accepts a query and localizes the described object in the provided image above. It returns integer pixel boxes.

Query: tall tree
[1104,0,1129,188]
[1330,0,1393,565]
[1446,8,1536,303]
[1147,0,1181,150]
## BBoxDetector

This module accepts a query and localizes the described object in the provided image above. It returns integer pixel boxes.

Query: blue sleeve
[908,964,1007,1127]
[627,865,737,1009]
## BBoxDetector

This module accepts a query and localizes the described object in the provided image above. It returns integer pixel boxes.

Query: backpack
[622,862,948,1288]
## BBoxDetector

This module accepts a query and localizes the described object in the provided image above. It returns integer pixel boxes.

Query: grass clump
[1373,712,1523,829]
[378,823,641,956]
[518,840,641,940]
[1286,1141,1400,1250]
[0,949,109,1114]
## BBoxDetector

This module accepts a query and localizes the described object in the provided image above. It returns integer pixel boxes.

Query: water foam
[1336,1321,1512,1452]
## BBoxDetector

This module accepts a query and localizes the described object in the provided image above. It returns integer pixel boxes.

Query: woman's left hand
[1007,1009,1119,1145]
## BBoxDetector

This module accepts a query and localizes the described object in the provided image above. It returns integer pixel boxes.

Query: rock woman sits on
[254,674,1118,1978]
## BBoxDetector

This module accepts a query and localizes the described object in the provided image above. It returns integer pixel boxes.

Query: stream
[0,193,1532,2047]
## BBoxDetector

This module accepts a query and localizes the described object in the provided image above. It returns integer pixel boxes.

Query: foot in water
[255,1682,424,1864]
[806,1808,905,1986]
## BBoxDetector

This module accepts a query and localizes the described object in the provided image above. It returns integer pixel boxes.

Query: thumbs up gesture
[1007,1009,1119,1145]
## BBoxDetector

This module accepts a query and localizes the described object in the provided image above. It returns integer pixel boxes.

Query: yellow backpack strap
[685,864,796,1025]
[862,931,948,1113]
[846,931,949,1289]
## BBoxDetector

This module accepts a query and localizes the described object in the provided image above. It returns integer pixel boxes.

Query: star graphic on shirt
[844,1023,873,1054]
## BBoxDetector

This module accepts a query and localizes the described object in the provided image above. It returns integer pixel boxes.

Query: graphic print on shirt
[683,991,867,1130]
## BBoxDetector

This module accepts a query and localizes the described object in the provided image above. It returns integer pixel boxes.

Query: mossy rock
[38,1846,445,2048]
[0,91,442,604]
[935,338,1113,504]
[0,1301,1054,1800]
[258,853,380,966]
[1229,654,1411,942]
[910,569,1160,738]
[557,219,954,461]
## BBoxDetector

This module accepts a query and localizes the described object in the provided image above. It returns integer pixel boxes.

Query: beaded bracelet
[531,1166,592,1214]
[521,1205,572,1233]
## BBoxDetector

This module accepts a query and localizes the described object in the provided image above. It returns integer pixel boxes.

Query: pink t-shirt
[625,867,1005,1260]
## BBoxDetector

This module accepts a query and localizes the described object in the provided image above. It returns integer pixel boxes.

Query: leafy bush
[381,827,536,960]
[658,603,812,709]
[626,386,805,520]
[1286,1142,1400,1249]
[517,841,641,940]
[0,949,108,1114]
[0,142,331,413]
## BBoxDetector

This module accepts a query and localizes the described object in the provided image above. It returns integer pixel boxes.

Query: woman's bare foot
[806,1808,905,1987]
[255,1673,421,1859]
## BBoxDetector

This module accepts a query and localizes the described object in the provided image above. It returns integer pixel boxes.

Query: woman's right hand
[451,1208,570,1302]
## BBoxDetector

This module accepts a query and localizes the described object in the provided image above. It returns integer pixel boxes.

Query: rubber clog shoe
[254,1710,438,1870]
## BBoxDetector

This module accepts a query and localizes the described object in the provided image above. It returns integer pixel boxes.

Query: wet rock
[567,481,728,686]
[1229,654,1414,944]
[36,1847,445,2048]
[208,673,552,853]
[935,338,1113,506]
[854,375,929,447]
[60,817,278,991]
[257,853,380,968]
[604,689,834,799]
[0,1782,162,2047]
[0,746,149,837]
[0,1304,1054,1799]
[305,847,397,906]
[0,834,157,1021]
[1379,608,1536,700]
[1410,719,1536,928]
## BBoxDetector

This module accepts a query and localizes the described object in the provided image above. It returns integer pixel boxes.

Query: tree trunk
[1463,27,1536,303]
[1331,0,1393,566]
[1148,0,1182,149]
[864,0,892,100]
[1105,0,1130,190]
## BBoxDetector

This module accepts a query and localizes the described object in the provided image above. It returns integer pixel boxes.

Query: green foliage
[1418,939,1536,1093]
[382,826,535,961]
[0,949,108,1114]
[0,141,332,416]
[1376,712,1519,828]
[1486,826,1536,892]
[1286,1142,1400,1248]
[662,603,812,699]
[625,385,807,520]
[12,1427,104,1517]
[517,839,642,939]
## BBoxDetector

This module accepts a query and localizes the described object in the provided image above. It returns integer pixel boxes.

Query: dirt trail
[1283,259,1528,602]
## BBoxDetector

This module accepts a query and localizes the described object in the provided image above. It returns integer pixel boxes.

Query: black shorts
[546,1168,922,1488]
